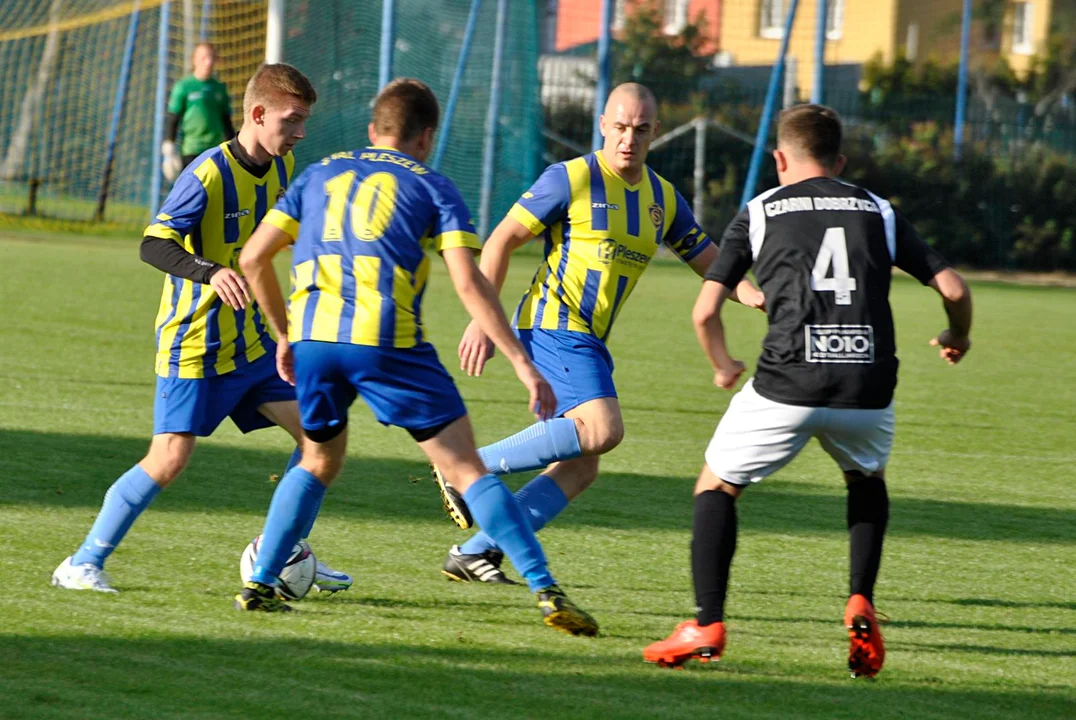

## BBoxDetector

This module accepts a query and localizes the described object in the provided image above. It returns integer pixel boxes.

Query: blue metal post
[379,0,396,90]
[954,0,972,160]
[592,0,613,150]
[812,0,827,104]
[740,0,800,208]
[433,0,483,170]
[149,0,171,217]
[96,1,141,221]
[199,0,210,41]
[478,0,508,239]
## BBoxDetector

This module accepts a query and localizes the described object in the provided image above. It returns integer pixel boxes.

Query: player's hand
[930,330,971,366]
[713,360,745,390]
[514,362,557,421]
[276,340,296,386]
[741,286,767,313]
[458,320,496,376]
[161,141,182,182]
[209,267,252,310]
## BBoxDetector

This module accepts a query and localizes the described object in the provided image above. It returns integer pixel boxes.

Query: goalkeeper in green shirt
[161,42,236,180]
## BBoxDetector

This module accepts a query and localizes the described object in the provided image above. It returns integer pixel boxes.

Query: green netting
[283,0,540,231]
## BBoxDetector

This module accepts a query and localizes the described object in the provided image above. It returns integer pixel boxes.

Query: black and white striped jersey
[705,176,949,409]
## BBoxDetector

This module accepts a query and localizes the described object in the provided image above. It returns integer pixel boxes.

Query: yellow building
[718,0,1061,99]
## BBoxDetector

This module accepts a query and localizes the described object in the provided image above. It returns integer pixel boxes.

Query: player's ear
[773,149,787,173]
[598,114,606,138]
[420,126,435,152]
[367,122,377,145]
[252,104,265,126]
[832,154,848,176]
[652,120,661,138]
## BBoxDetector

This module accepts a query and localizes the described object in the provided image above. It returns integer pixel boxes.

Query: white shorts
[705,379,895,486]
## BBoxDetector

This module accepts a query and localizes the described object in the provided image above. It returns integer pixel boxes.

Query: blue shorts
[153,351,295,436]
[292,340,467,435]
[517,329,617,418]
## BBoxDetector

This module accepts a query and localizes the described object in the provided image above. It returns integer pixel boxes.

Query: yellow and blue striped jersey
[146,142,295,378]
[262,146,480,348]
[509,151,711,341]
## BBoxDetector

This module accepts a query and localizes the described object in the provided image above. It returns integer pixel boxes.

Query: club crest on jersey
[648,203,664,229]
[276,188,286,202]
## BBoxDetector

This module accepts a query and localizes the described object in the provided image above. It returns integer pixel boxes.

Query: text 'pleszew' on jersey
[509,151,712,342]
[262,147,481,347]
[705,177,949,409]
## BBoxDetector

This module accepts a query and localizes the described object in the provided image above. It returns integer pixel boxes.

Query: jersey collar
[594,150,646,189]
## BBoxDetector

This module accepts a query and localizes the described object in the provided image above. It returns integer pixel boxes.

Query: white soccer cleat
[312,560,353,594]
[51,556,118,593]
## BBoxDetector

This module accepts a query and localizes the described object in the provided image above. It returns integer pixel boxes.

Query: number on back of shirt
[811,227,856,305]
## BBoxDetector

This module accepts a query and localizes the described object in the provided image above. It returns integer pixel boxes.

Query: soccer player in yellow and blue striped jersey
[437,83,764,583]
[53,65,351,595]
[234,79,598,632]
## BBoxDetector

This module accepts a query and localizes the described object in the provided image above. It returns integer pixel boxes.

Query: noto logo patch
[805,324,874,364]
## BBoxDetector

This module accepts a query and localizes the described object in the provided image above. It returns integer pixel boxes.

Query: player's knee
[143,440,193,486]
[578,417,624,455]
[301,454,344,485]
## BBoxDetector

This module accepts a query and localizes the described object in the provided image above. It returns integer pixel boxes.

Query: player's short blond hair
[777,104,843,167]
[242,63,317,117]
[372,78,439,142]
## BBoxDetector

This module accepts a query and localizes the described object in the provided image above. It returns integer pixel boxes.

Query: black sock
[847,476,889,603]
[693,489,738,626]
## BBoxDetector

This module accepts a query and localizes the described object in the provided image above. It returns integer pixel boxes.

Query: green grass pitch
[1,229,1073,719]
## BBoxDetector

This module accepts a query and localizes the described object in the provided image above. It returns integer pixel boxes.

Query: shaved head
[604,82,657,117]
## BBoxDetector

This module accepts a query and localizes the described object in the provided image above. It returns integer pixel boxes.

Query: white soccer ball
[239,535,317,600]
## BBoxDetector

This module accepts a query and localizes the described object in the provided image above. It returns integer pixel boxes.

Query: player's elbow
[237,249,261,276]
[935,268,971,305]
[692,299,719,330]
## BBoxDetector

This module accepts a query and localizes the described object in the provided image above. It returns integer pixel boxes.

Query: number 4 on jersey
[811,227,856,305]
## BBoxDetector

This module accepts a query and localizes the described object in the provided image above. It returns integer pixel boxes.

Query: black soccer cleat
[442,545,518,585]
[234,581,293,612]
[432,464,473,530]
[537,585,599,636]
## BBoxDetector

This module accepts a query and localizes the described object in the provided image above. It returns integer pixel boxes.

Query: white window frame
[1011,2,1034,55]
[663,0,689,35]
[826,0,845,40]
[759,0,785,39]
[613,0,627,31]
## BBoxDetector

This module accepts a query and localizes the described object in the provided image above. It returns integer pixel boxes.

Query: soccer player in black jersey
[643,105,973,677]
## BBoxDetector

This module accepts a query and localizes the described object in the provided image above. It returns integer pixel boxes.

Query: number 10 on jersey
[811,227,857,305]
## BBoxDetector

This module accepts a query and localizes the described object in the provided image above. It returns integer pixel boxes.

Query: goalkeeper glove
[161,141,183,182]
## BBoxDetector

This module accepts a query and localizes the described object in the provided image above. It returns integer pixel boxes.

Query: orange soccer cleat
[643,619,726,668]
[845,594,885,678]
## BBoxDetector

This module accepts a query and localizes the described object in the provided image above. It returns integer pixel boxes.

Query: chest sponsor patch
[805,324,874,364]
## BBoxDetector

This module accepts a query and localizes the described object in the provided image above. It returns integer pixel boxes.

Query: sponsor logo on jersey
[592,202,620,210]
[648,203,664,228]
[224,208,251,220]
[597,238,650,266]
[805,324,875,364]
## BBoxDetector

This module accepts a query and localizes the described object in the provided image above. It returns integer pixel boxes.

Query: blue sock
[71,465,162,569]
[477,418,582,475]
[250,468,327,586]
[460,474,569,555]
[281,448,322,539]
[283,447,301,475]
[463,475,554,592]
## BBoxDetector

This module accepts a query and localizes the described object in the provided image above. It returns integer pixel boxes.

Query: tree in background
[613,0,711,104]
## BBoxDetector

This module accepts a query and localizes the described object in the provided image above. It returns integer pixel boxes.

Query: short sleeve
[703,209,753,289]
[429,176,481,253]
[893,210,950,285]
[144,170,208,243]
[664,189,713,262]
[167,78,186,115]
[507,163,571,235]
[262,163,314,241]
